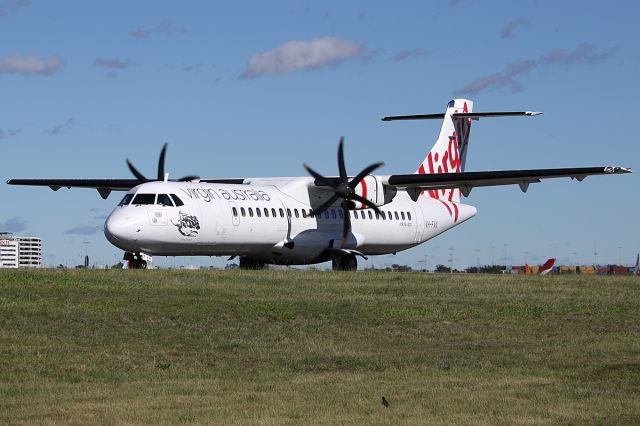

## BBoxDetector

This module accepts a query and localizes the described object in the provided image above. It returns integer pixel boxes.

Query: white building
[0,233,42,268]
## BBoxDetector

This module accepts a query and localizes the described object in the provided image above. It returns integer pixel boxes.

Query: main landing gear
[332,253,357,271]
[239,257,266,270]
[124,252,147,269]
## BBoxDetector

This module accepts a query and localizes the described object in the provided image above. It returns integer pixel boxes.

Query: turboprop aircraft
[7,99,631,270]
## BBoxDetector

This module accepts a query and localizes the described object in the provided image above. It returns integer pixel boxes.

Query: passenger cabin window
[394,212,399,220]
[401,212,406,220]
[302,210,307,218]
[331,210,337,220]
[241,207,246,217]
[368,211,373,219]
[279,208,285,217]
[249,208,254,217]
[132,193,156,205]
[157,194,173,207]
[360,211,365,219]
[407,212,412,220]
[232,207,238,217]
[170,194,184,207]
[294,209,299,218]
[118,194,134,206]
[272,208,277,217]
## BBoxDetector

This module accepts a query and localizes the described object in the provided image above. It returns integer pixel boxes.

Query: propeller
[304,137,384,241]
[126,143,200,183]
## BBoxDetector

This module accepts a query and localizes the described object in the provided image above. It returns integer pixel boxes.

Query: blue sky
[1,0,638,269]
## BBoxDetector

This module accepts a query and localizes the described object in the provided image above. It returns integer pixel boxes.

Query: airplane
[525,258,556,275]
[7,99,631,270]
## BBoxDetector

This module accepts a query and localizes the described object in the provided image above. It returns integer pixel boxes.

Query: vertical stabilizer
[416,99,474,205]
[539,258,556,275]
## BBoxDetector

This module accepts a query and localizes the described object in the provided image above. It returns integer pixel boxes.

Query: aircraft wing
[6,178,246,199]
[386,166,631,197]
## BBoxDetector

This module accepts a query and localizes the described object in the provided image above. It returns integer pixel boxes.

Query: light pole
[83,241,89,268]
[618,246,622,265]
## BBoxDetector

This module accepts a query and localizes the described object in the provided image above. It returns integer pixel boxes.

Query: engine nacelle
[352,175,397,209]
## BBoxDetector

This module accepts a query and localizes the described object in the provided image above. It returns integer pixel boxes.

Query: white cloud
[455,43,614,96]
[64,225,103,235]
[0,0,28,17]
[455,73,523,96]
[129,21,187,39]
[0,128,20,140]
[46,118,76,136]
[94,58,135,69]
[0,54,63,75]
[0,216,28,232]
[540,43,614,66]
[241,37,365,79]
[500,17,529,39]
[393,48,424,61]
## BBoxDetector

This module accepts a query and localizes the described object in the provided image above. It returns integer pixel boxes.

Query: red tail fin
[539,258,555,275]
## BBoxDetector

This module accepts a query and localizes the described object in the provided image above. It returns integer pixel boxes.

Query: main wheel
[239,257,266,270]
[332,254,357,271]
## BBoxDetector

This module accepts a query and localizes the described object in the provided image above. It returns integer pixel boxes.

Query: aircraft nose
[104,212,136,249]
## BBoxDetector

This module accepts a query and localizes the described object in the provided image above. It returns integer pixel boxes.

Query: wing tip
[606,166,632,174]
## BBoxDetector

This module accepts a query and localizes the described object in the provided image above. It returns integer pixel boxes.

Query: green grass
[0,270,639,424]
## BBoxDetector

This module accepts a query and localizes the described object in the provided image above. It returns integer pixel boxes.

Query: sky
[1,0,638,269]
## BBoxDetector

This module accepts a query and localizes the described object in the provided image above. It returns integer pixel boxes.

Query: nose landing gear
[123,252,148,269]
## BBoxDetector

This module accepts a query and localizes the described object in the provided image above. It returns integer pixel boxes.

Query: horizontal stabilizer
[382,111,542,121]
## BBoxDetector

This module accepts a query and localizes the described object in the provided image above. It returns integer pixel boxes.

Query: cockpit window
[132,193,156,205]
[157,194,174,207]
[118,194,134,206]
[170,194,184,207]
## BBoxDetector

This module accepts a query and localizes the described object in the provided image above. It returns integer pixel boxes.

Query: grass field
[0,270,638,425]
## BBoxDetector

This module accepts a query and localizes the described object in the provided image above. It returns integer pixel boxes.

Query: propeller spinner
[304,137,384,240]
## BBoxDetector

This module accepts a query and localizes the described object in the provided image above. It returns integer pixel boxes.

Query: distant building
[0,232,42,268]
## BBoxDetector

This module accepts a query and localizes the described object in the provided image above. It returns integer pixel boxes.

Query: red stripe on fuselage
[361,178,367,209]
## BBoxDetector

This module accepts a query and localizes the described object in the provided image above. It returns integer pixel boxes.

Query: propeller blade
[341,203,352,242]
[337,137,347,182]
[157,143,168,181]
[304,163,338,188]
[178,175,200,182]
[310,193,340,217]
[349,162,385,189]
[350,193,382,215]
[126,159,148,183]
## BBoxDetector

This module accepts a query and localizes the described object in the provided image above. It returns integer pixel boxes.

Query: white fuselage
[104,179,476,265]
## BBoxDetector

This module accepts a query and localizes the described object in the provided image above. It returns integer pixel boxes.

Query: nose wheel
[123,252,147,269]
